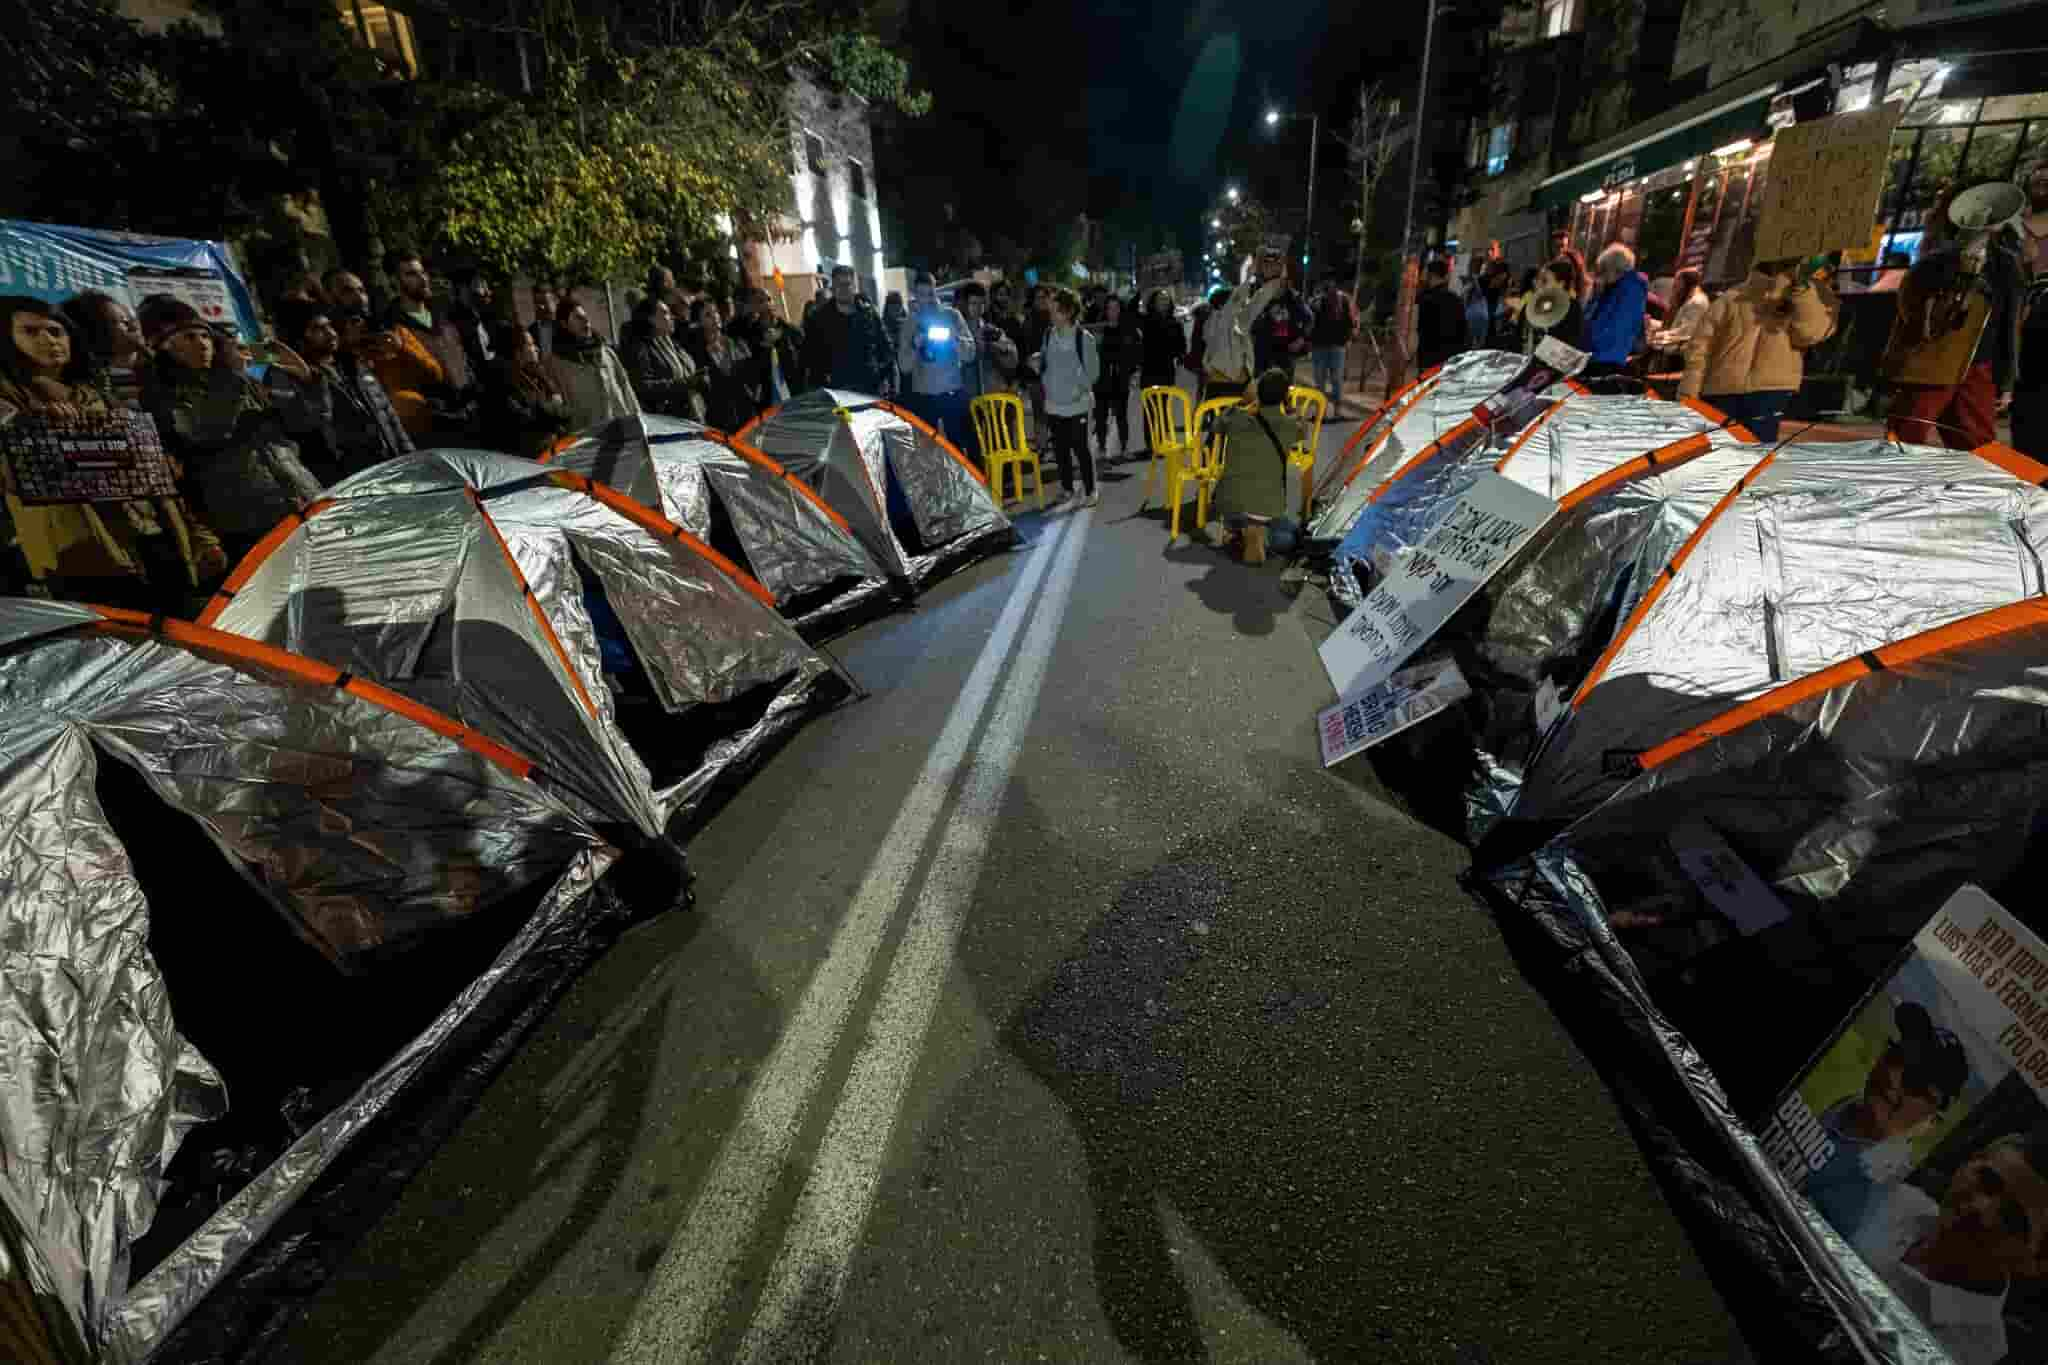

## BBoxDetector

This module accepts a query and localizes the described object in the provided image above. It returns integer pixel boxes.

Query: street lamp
[1264,107,1321,279]
[1226,186,1239,203]
[1211,218,1221,229]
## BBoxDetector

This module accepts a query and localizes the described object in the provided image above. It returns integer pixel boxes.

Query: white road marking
[609,515,1073,1364]
[734,509,1094,1363]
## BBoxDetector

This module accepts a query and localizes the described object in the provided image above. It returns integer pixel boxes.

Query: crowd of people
[1414,159,2048,454]
[0,253,960,609]
[870,269,1355,512]
[0,239,1377,606]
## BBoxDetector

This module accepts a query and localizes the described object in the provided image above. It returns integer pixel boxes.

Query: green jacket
[1210,405,1304,522]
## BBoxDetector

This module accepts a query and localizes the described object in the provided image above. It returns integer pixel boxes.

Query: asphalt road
[283,387,1747,1365]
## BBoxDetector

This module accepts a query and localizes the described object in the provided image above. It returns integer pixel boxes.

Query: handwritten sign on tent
[1317,654,1472,767]
[1319,471,1558,700]
[1752,105,1904,262]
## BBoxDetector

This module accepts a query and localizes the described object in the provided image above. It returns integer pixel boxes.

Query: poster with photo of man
[1758,886,2048,1364]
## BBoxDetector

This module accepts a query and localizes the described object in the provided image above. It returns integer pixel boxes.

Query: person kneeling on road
[1208,367,1303,563]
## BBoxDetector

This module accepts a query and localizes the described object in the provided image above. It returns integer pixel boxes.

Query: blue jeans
[1701,390,1794,445]
[1225,513,1299,554]
[906,390,972,454]
[1311,346,1345,406]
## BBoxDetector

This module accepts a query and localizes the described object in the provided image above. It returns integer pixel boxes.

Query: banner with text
[1319,471,1558,699]
[0,219,260,339]
[1317,655,1472,767]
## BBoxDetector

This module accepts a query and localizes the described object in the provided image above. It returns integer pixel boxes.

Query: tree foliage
[1206,194,1278,281]
[3,0,927,292]
[375,43,795,284]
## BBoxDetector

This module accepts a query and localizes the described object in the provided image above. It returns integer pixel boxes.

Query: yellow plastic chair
[970,393,1045,510]
[1169,396,1240,538]
[1139,385,1192,503]
[1285,386,1329,520]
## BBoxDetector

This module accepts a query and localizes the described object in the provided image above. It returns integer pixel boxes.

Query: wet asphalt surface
[281,384,1747,1364]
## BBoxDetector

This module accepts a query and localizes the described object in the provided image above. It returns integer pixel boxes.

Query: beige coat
[1679,269,1836,399]
[1202,278,1285,386]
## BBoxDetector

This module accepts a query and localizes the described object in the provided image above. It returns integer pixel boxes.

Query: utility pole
[1399,0,1438,261]
[1393,0,1438,386]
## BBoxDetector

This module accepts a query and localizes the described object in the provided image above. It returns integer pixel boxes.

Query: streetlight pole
[1304,112,1320,280]
[1265,111,1323,280]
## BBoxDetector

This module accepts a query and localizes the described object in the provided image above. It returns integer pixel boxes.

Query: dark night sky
[874,0,1430,273]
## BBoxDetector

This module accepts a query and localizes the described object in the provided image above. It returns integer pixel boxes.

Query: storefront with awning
[1540,84,1785,286]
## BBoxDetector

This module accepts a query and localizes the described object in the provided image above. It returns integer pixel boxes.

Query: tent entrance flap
[107,748,553,1279]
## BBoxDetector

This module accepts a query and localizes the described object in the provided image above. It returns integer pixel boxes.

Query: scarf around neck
[554,330,606,362]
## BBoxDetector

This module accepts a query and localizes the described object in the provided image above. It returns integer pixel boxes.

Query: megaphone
[1524,286,1572,333]
[1949,181,2027,235]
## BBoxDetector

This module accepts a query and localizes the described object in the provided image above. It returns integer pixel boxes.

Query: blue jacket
[1582,272,1647,365]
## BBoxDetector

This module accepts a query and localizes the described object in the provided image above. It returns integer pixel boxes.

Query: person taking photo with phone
[897,271,977,451]
[139,299,321,565]
[266,300,413,483]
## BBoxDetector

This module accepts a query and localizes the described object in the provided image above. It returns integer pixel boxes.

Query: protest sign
[0,411,180,505]
[1142,252,1184,289]
[1756,883,2048,1365]
[1316,654,1472,767]
[0,219,260,339]
[1257,235,1290,282]
[126,269,239,328]
[1472,334,1588,426]
[1751,106,1903,262]
[1319,471,1558,699]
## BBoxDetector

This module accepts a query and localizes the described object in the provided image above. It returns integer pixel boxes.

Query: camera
[925,324,952,345]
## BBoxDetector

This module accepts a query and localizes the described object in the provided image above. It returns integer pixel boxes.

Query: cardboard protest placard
[0,410,180,505]
[1316,654,1472,767]
[1755,884,2048,1364]
[1142,252,1183,289]
[1318,471,1558,699]
[1257,235,1290,283]
[1752,105,1904,263]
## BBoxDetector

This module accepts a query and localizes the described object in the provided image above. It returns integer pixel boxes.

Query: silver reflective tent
[735,390,1016,587]
[1497,438,2048,846]
[1477,595,2048,1365]
[1324,390,1748,611]
[0,599,612,1364]
[1309,350,1534,548]
[546,414,894,637]
[200,449,846,841]
[1460,426,1770,840]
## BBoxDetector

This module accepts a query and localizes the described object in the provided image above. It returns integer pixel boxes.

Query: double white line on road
[612,508,1093,1364]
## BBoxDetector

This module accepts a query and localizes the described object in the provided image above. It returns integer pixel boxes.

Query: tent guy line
[610,508,1092,1364]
